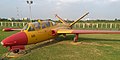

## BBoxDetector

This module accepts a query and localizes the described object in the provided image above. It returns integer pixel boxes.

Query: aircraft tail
[69,12,89,27]
[55,14,67,25]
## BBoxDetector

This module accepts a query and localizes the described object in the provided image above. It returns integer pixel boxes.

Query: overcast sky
[0,0,120,20]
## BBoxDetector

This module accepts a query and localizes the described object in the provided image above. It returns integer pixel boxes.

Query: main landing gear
[62,33,79,42]
[73,34,79,42]
[63,34,66,38]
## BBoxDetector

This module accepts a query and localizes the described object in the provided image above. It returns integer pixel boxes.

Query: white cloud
[48,0,119,5]
[109,0,119,2]
[58,0,80,3]
[49,0,80,3]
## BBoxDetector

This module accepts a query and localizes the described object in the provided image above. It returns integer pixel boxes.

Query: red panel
[2,32,28,46]
[72,30,120,34]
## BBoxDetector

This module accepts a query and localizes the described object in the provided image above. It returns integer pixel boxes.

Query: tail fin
[55,14,66,25]
[69,12,89,27]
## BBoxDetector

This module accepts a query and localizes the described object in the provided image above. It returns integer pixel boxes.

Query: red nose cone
[1,32,28,46]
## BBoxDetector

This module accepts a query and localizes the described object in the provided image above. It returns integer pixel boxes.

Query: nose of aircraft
[1,42,3,45]
[1,32,28,46]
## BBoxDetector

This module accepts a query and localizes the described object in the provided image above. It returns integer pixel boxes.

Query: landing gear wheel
[73,37,77,42]
[73,34,79,42]
[13,49,19,53]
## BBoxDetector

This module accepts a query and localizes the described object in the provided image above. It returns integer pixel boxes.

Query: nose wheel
[3,50,26,58]
[13,49,19,53]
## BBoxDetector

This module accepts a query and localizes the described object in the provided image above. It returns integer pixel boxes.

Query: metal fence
[0,22,27,27]
[74,23,120,28]
[73,23,120,30]
[0,22,120,30]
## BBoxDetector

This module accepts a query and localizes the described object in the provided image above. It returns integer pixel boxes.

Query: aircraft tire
[13,49,19,53]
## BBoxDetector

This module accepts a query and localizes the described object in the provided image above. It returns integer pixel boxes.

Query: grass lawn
[0,27,120,60]
[0,27,19,58]
[11,34,120,60]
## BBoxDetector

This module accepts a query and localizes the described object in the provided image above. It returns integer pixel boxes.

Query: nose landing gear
[3,46,26,58]
[13,49,19,53]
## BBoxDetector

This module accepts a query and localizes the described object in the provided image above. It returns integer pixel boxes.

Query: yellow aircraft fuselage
[24,23,58,44]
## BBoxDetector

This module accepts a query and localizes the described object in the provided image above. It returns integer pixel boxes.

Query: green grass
[0,27,19,57]
[9,34,120,60]
[0,27,120,60]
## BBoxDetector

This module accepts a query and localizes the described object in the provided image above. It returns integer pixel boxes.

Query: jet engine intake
[52,30,57,36]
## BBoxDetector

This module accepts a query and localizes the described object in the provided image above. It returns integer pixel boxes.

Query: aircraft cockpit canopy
[23,21,56,31]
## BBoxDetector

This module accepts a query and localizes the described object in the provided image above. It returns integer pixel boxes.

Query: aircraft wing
[57,29,120,34]
[51,29,120,42]
[2,28,22,31]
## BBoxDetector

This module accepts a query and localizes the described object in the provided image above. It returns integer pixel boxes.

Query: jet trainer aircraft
[1,12,120,53]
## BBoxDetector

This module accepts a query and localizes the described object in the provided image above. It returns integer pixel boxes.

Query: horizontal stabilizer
[69,12,89,27]
[55,14,66,25]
